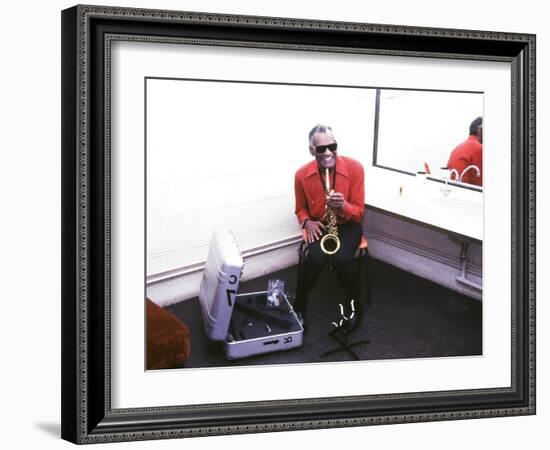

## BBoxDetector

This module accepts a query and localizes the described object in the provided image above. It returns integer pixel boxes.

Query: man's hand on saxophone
[327,191,345,210]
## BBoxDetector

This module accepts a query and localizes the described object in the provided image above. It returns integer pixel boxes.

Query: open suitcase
[198,229,304,360]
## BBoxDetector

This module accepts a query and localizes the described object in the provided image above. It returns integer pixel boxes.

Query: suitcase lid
[198,229,244,341]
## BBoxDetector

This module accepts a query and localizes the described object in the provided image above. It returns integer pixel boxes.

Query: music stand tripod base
[320,327,370,361]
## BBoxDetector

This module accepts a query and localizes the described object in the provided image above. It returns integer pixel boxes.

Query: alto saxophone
[320,168,341,255]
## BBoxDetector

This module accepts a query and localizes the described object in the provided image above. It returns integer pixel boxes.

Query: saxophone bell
[320,232,341,255]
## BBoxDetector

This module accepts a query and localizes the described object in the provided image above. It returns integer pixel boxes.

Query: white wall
[144,75,376,304]
[1,1,546,450]
[146,78,375,275]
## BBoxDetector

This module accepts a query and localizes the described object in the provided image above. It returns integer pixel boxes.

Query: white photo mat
[111,40,511,409]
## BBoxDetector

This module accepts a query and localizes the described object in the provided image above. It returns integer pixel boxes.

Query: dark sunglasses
[314,142,338,154]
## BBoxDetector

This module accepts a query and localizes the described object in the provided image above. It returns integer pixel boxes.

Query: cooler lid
[198,229,244,341]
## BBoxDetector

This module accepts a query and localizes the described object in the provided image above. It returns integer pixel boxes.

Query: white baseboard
[147,236,301,307]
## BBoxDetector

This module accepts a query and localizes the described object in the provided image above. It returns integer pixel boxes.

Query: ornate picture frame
[61,4,535,444]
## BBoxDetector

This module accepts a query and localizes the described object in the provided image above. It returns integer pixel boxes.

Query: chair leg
[365,249,372,305]
[294,242,307,312]
[360,249,372,306]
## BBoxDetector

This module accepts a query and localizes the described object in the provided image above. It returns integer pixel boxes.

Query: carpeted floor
[164,257,482,368]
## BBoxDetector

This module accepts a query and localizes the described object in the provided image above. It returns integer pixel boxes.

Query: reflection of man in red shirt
[447,117,483,186]
[293,124,365,322]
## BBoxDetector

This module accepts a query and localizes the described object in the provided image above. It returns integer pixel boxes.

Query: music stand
[320,300,370,361]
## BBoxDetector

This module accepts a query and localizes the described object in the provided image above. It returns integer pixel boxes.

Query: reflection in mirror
[374,89,483,188]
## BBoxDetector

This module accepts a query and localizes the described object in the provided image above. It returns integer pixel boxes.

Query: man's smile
[319,153,336,168]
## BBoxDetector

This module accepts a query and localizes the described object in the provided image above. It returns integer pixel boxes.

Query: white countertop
[365,167,483,241]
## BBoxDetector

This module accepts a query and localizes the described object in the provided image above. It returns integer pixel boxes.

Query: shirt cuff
[340,201,353,221]
[297,212,310,225]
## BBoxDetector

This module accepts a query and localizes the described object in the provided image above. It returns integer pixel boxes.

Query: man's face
[310,131,337,169]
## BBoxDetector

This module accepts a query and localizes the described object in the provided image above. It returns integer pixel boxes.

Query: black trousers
[294,221,362,315]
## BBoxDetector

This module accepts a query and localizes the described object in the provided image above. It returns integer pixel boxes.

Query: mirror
[374,88,483,188]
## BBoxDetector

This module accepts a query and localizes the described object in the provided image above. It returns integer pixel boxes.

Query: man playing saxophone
[293,124,365,327]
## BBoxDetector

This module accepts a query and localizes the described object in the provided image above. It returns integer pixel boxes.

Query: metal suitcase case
[198,229,304,360]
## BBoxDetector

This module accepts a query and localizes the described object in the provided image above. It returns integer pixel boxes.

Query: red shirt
[447,135,483,186]
[294,156,365,225]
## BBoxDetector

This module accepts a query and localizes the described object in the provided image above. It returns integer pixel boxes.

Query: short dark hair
[308,124,333,145]
[469,116,483,135]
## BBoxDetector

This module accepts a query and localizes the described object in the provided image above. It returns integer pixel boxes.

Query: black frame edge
[522,34,536,414]
[90,389,527,435]
[61,5,79,445]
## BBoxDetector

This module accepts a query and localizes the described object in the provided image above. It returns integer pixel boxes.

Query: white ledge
[365,167,483,241]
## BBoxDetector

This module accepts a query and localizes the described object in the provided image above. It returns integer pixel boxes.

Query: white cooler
[198,229,304,360]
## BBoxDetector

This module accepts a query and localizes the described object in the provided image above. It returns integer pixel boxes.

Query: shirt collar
[305,156,350,178]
